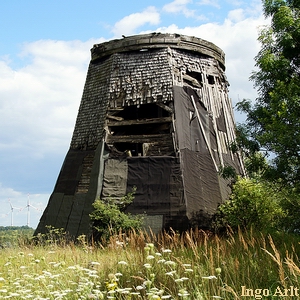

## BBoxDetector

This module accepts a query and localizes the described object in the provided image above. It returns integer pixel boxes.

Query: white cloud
[225,0,243,6]
[0,39,103,158]
[197,0,220,9]
[163,0,196,18]
[227,8,245,22]
[111,6,160,37]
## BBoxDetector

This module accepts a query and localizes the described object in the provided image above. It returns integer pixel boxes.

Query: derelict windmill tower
[35,33,245,238]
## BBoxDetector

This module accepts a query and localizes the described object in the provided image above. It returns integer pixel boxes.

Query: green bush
[213,177,285,232]
[90,189,143,241]
[278,189,300,233]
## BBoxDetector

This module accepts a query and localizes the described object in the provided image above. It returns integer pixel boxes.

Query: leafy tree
[230,124,269,178]
[237,0,300,187]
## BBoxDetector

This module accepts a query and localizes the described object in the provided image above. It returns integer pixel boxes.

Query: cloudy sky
[0,0,268,228]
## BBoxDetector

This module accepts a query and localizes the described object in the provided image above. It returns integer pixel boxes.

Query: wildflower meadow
[0,228,299,299]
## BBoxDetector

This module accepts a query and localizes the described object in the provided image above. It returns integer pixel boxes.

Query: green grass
[0,228,299,299]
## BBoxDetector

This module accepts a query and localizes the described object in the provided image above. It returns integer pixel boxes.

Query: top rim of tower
[91,32,225,70]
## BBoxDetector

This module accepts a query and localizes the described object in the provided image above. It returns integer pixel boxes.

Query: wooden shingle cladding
[35,33,244,239]
[70,38,238,162]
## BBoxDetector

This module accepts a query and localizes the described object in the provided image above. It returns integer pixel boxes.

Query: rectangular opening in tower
[105,102,175,157]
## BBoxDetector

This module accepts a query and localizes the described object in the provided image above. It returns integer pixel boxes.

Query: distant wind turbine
[22,194,41,227]
[8,199,21,226]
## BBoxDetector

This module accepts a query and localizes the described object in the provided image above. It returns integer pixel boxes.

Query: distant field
[0,226,34,248]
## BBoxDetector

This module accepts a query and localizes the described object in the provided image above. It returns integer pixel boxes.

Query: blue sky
[0,0,268,227]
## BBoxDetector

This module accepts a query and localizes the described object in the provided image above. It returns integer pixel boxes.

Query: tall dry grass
[0,228,299,299]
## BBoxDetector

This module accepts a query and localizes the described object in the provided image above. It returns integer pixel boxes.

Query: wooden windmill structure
[35,33,245,238]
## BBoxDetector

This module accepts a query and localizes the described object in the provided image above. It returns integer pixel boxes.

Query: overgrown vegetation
[212,177,300,233]
[90,187,144,242]
[0,228,299,299]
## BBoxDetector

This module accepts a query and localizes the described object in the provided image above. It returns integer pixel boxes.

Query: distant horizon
[0,225,35,230]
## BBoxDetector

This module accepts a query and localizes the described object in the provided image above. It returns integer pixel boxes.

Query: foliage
[0,226,33,232]
[0,229,299,299]
[90,188,143,241]
[230,124,270,178]
[236,0,300,188]
[0,226,34,247]
[33,226,72,247]
[278,188,300,233]
[212,177,285,232]
[218,164,237,180]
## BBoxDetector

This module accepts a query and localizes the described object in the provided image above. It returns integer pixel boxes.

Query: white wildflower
[8,293,20,297]
[146,255,155,260]
[184,268,194,273]
[180,277,189,281]
[67,266,77,270]
[166,271,176,276]
[89,261,100,266]
[164,260,176,266]
[202,275,217,280]
[143,280,152,287]
[162,249,172,253]
[178,289,190,297]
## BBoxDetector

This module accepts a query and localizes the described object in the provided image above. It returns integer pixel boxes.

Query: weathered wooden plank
[107,115,124,121]
[106,133,172,143]
[156,103,173,113]
[107,107,124,112]
[107,116,172,127]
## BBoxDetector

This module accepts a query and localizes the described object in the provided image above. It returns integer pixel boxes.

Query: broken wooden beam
[106,133,172,143]
[107,116,172,127]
